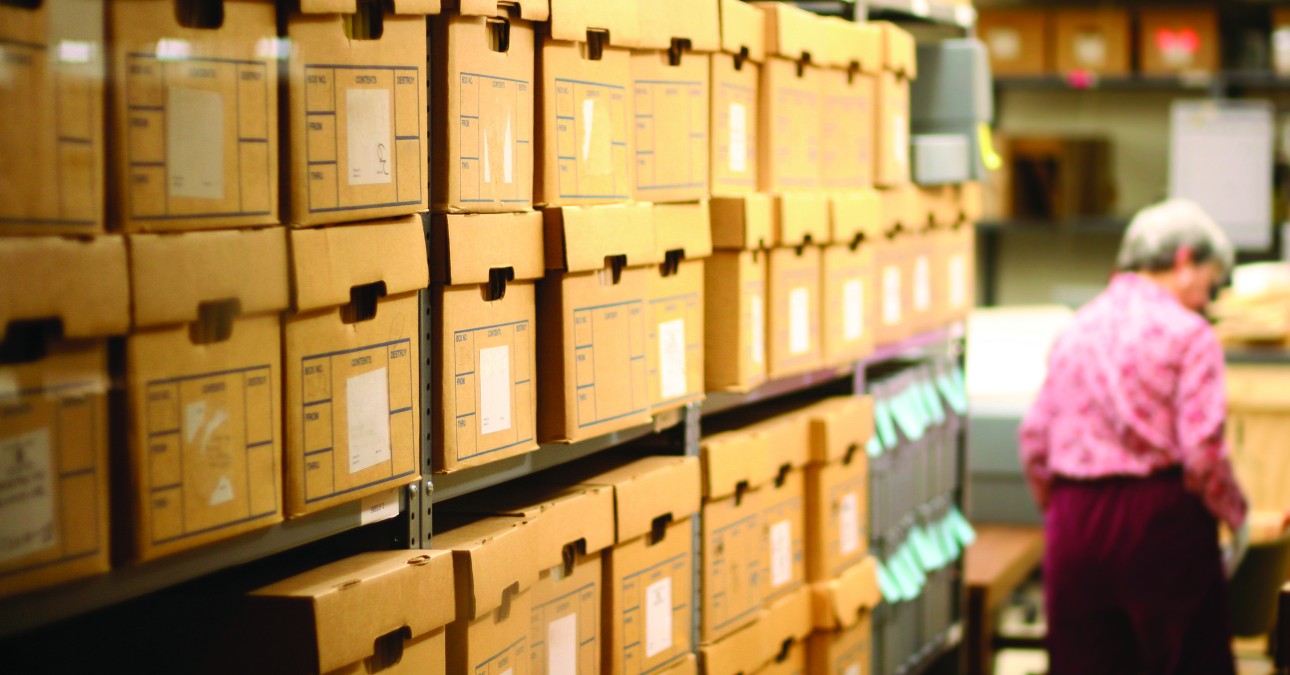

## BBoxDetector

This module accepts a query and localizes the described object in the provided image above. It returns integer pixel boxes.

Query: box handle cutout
[366,626,411,672]
[660,249,685,277]
[733,481,750,507]
[189,299,241,345]
[487,17,511,53]
[667,39,691,67]
[842,442,859,466]
[582,29,608,61]
[496,581,521,621]
[0,0,41,9]
[648,513,674,545]
[496,0,521,17]
[794,53,812,78]
[560,539,587,577]
[846,62,860,84]
[341,281,388,324]
[175,0,223,29]
[847,233,864,252]
[0,318,62,365]
[773,463,790,488]
[775,637,796,663]
[793,240,811,256]
[733,46,750,71]
[486,267,514,302]
[599,255,627,286]
[344,0,385,41]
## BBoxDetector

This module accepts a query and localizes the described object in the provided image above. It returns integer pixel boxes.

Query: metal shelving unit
[864,0,976,28]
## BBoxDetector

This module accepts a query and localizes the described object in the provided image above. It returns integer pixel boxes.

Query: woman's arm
[1177,327,1248,530]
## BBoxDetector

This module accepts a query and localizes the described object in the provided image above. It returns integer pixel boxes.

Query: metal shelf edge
[866,0,976,28]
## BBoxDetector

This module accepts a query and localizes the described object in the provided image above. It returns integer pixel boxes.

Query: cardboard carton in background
[754,2,824,192]
[803,397,873,581]
[772,192,830,247]
[710,0,765,196]
[874,22,917,189]
[977,8,1050,76]
[937,222,976,323]
[1138,7,1219,75]
[283,217,426,517]
[751,416,810,604]
[873,233,913,347]
[0,0,105,235]
[819,19,881,191]
[647,201,712,412]
[432,211,544,472]
[808,610,874,675]
[767,245,822,378]
[699,611,769,675]
[283,0,437,226]
[109,0,279,232]
[1052,8,1130,76]
[547,0,640,48]
[124,227,288,561]
[0,236,127,597]
[706,195,773,392]
[821,242,875,366]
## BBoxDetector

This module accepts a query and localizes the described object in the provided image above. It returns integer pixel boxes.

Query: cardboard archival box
[751,415,809,605]
[874,232,914,347]
[753,2,824,192]
[758,639,806,675]
[581,456,700,675]
[829,190,883,248]
[772,192,829,247]
[811,554,880,630]
[125,227,287,561]
[1138,8,1219,75]
[936,221,975,324]
[537,204,656,443]
[664,654,699,675]
[109,0,278,232]
[767,245,822,378]
[874,22,917,188]
[238,550,455,674]
[435,516,539,675]
[283,217,426,517]
[431,8,537,213]
[819,19,880,190]
[635,0,719,52]
[283,0,436,227]
[1053,8,1130,76]
[0,0,105,235]
[631,50,711,203]
[710,0,765,196]
[977,9,1050,76]
[0,236,126,597]
[821,242,875,366]
[807,611,872,675]
[699,584,811,675]
[804,396,873,581]
[432,211,543,472]
[906,231,938,333]
[547,0,639,48]
[648,201,712,412]
[700,613,769,675]
[706,194,773,393]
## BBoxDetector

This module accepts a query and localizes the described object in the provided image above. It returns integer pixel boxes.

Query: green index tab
[920,379,946,425]
[887,554,918,601]
[873,397,898,449]
[911,525,942,570]
[938,517,961,561]
[867,435,884,458]
[876,559,901,603]
[889,391,924,442]
[936,371,968,416]
[949,506,978,546]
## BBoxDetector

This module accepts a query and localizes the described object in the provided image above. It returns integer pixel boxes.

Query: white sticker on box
[751,294,765,365]
[167,86,224,200]
[839,491,860,555]
[770,519,794,588]
[645,577,673,658]
[479,345,512,435]
[1075,32,1107,66]
[988,28,1021,61]
[845,664,862,675]
[894,113,908,168]
[658,319,687,401]
[728,102,747,172]
[346,88,393,185]
[883,266,902,326]
[915,256,932,311]
[347,367,392,473]
[183,400,207,444]
[789,287,810,355]
[949,255,967,309]
[843,278,864,341]
[360,489,400,525]
[0,429,56,564]
[547,613,578,675]
[500,670,513,675]
[209,475,234,506]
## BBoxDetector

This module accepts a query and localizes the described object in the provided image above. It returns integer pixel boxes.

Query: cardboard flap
[432,517,539,620]
[456,0,548,20]
[130,228,289,328]
[881,186,920,234]
[700,428,774,499]
[751,1,820,62]
[876,21,917,78]
[718,0,765,62]
[434,212,546,285]
[699,612,771,675]
[290,217,429,313]
[775,192,830,246]
[764,585,813,645]
[584,456,700,543]
[300,0,441,15]
[251,550,456,674]
[806,396,874,464]
[829,190,884,245]
[755,414,809,473]
[636,0,720,51]
[812,555,881,630]
[434,483,615,567]
[653,201,714,260]
[0,236,129,340]
[543,204,658,272]
[824,18,880,73]
[548,0,639,47]
[711,194,773,250]
[960,182,983,223]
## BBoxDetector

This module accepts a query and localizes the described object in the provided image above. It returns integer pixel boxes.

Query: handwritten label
[347,367,391,473]
[839,491,860,555]
[0,429,55,564]
[658,319,687,400]
[645,577,673,658]
[167,87,224,199]
[479,345,512,435]
[346,88,393,185]
[770,519,793,587]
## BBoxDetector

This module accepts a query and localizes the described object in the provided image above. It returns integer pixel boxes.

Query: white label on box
[209,475,234,506]
[728,102,748,172]
[915,256,932,311]
[0,428,56,564]
[949,255,967,309]
[883,266,902,326]
[645,577,673,658]
[843,278,864,341]
[845,664,862,675]
[478,345,512,435]
[547,613,578,675]
[1074,32,1107,66]
[500,670,513,675]
[751,294,765,365]
[167,86,224,200]
[184,400,207,444]
[360,489,400,525]
[839,491,860,555]
[789,287,811,355]
[658,319,688,400]
[770,519,794,588]
[894,113,908,168]
[987,28,1021,61]
[346,88,393,185]
[347,367,392,473]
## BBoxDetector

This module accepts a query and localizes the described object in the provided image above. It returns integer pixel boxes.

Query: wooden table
[964,524,1046,675]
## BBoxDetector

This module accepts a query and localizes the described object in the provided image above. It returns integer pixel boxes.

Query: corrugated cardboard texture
[819,69,876,191]
[774,192,829,247]
[805,396,874,465]
[531,552,602,675]
[631,50,711,202]
[653,201,713,259]
[811,556,881,631]
[874,234,913,346]
[767,245,822,378]
[1138,8,1219,75]
[711,53,760,196]
[711,194,773,251]
[637,0,719,51]
[284,7,430,226]
[805,453,868,581]
[701,485,765,643]
[759,58,822,192]
[431,14,536,213]
[548,0,639,47]
[289,216,428,312]
[1,236,129,339]
[454,0,547,21]
[449,587,533,675]
[978,9,1050,76]
[434,211,546,284]
[1053,8,1130,76]
[751,2,821,62]
[647,260,706,412]
[536,38,633,206]
[542,203,656,272]
[603,518,694,675]
[718,0,764,62]
[758,468,806,604]
[700,611,770,674]
[828,190,883,250]
[109,0,278,231]
[434,516,539,620]
[807,609,872,675]
[821,242,875,365]
[704,249,768,392]
[247,550,455,674]
[0,0,105,235]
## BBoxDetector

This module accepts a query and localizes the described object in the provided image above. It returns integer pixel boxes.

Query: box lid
[130,228,289,329]
[453,0,548,20]
[543,204,658,272]
[711,194,773,251]
[811,555,881,630]
[699,612,770,675]
[960,182,983,223]
[433,212,546,285]
[580,455,701,543]
[764,584,813,645]
[753,413,809,474]
[775,192,830,246]
[438,483,616,568]
[250,550,456,674]
[431,516,539,621]
[751,1,821,63]
[300,0,440,16]
[881,186,921,234]
[548,0,639,47]
[829,190,883,247]
[637,0,719,51]
[805,396,874,465]
[876,21,917,78]
[700,427,774,500]
[0,235,129,340]
[824,18,880,73]
[653,200,713,260]
[290,217,429,313]
[718,0,765,62]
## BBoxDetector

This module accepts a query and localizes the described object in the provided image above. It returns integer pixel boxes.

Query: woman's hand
[1223,520,1250,579]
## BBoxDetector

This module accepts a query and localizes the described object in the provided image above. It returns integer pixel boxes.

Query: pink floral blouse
[1019,273,1247,529]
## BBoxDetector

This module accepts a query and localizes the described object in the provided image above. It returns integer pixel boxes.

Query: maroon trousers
[1044,470,1236,675]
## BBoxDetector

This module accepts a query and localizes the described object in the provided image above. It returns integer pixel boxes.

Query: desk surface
[965,524,1046,611]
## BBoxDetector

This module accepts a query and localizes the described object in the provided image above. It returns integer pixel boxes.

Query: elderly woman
[1019,199,1248,674]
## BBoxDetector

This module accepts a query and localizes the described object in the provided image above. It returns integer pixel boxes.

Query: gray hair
[1116,198,1235,274]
